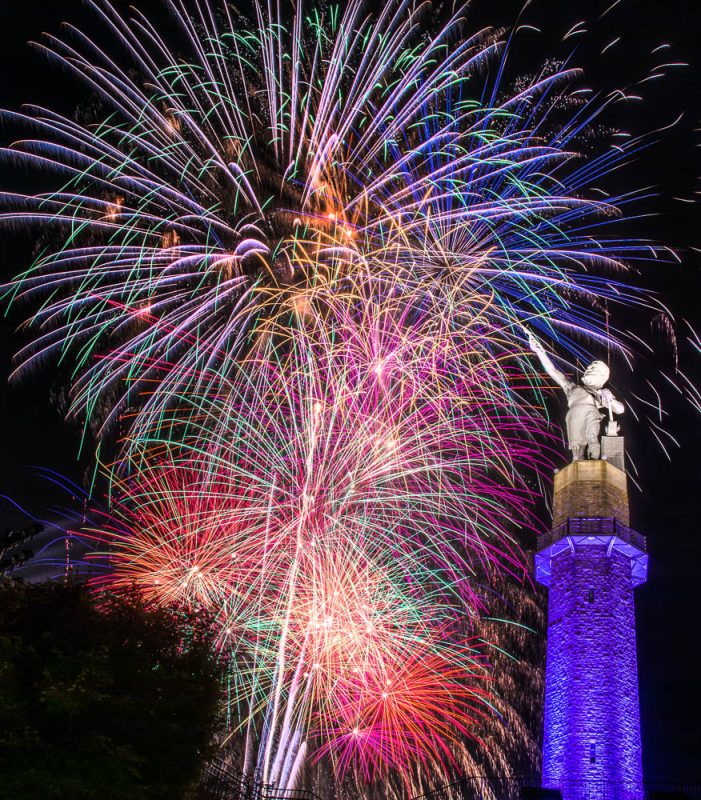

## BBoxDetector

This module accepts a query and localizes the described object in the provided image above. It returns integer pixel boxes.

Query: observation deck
[535,516,648,588]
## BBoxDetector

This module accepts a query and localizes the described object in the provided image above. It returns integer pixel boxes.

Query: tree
[0,579,225,799]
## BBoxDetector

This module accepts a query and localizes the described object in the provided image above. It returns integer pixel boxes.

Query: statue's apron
[565,384,603,447]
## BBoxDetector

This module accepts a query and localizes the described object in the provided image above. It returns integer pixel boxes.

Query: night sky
[0,0,699,784]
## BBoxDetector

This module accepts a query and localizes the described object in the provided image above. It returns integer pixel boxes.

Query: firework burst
[0,0,687,794]
[1,0,672,448]
[84,296,543,785]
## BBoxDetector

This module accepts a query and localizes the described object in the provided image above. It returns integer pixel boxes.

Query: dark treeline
[0,580,225,800]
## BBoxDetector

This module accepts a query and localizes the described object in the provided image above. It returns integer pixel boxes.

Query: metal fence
[412,776,701,800]
[198,766,701,800]
[558,781,701,800]
[413,775,538,800]
[198,760,321,800]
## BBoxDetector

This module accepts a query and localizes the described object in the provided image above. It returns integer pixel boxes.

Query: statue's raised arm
[526,328,624,462]
[527,329,575,394]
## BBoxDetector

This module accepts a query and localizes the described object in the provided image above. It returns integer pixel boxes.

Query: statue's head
[582,360,610,389]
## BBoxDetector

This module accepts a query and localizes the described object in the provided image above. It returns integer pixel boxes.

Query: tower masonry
[536,451,647,800]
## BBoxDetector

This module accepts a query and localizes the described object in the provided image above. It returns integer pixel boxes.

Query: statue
[527,329,624,461]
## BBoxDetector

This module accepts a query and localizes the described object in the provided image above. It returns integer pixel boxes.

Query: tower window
[588,589,595,603]
[589,740,596,764]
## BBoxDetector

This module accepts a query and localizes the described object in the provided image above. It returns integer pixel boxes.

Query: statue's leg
[585,414,601,459]
[571,444,585,461]
[587,438,601,460]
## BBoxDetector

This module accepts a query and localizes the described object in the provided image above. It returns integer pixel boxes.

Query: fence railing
[411,776,701,800]
[538,517,647,553]
[198,760,321,800]
[199,765,701,800]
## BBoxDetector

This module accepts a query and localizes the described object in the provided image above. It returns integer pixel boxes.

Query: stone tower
[535,438,648,800]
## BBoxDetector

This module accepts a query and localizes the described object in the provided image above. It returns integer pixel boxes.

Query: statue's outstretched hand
[523,326,571,392]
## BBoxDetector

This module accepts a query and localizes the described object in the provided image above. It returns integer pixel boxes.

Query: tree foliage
[0,579,225,799]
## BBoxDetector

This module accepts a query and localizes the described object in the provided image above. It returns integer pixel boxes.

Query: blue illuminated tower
[535,439,648,799]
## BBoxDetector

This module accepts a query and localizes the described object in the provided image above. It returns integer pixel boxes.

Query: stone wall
[552,461,629,527]
[541,545,643,798]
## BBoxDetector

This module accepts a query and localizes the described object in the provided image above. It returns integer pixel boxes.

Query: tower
[536,437,647,800]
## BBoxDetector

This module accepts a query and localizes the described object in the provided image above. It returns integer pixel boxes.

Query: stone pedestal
[552,458,629,527]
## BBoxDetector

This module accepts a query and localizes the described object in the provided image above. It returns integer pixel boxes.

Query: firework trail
[82,295,547,786]
[0,0,673,449]
[0,0,688,794]
[88,453,506,789]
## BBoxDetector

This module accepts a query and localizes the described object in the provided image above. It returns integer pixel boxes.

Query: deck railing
[538,517,646,552]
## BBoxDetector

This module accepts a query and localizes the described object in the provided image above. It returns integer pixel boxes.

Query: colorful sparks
[0,0,687,793]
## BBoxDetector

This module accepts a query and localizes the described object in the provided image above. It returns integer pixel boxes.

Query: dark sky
[0,0,699,784]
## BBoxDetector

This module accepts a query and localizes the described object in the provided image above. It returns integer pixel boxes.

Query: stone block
[601,435,625,472]
[552,459,629,526]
